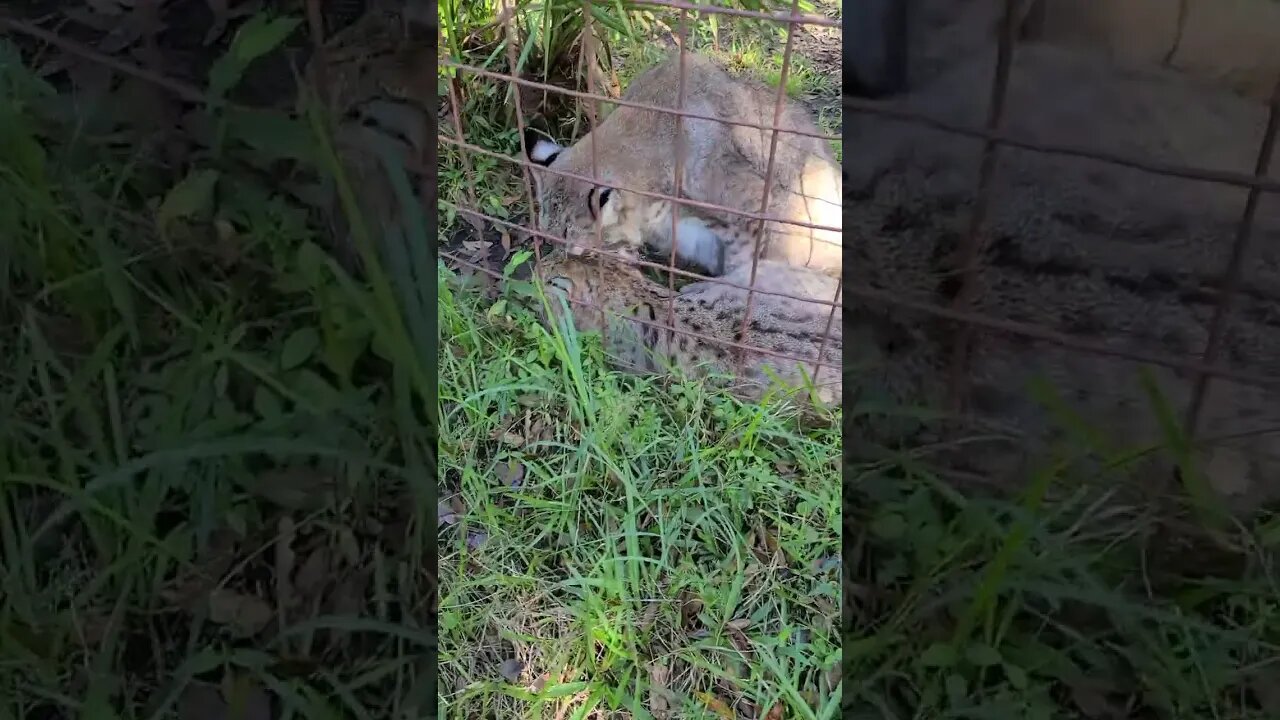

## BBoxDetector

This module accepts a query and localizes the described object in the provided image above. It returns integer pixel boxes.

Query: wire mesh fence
[438,0,843,387]
[837,0,1280,453]
[440,0,1280,442]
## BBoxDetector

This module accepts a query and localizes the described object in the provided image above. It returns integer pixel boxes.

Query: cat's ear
[525,128,563,166]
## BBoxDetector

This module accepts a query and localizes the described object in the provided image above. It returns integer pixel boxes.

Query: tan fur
[526,51,842,278]
[533,251,842,407]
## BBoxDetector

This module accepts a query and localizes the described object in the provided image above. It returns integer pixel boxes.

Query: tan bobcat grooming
[532,251,842,407]
[524,51,842,278]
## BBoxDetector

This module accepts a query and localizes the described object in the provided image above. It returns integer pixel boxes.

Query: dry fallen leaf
[759,524,782,557]
[324,570,369,653]
[330,570,368,616]
[463,213,486,237]
[764,702,785,720]
[726,618,753,656]
[498,658,524,684]
[246,468,332,511]
[1069,679,1125,720]
[222,674,272,720]
[695,691,735,720]
[177,682,228,720]
[438,500,461,527]
[678,590,703,629]
[648,663,671,719]
[177,678,271,720]
[495,460,526,489]
[294,546,330,597]
[638,601,661,631]
[336,526,362,567]
[208,590,274,639]
[162,528,238,610]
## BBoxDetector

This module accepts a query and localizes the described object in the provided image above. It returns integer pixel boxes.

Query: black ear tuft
[525,128,562,166]
[523,127,542,154]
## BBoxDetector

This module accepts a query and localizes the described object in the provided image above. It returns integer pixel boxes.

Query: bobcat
[531,249,842,407]
[523,50,842,279]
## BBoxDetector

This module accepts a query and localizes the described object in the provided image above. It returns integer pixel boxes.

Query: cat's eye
[586,187,613,220]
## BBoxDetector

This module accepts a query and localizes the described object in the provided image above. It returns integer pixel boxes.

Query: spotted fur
[534,251,842,407]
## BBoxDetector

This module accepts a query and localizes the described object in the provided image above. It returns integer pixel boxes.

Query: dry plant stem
[439,59,840,141]
[437,135,842,232]
[735,0,803,358]
[946,0,1019,413]
[440,251,843,372]
[581,0,610,351]
[501,0,542,261]
[1182,78,1280,436]
[443,25,481,216]
[627,0,839,27]
[812,283,841,384]
[667,10,690,330]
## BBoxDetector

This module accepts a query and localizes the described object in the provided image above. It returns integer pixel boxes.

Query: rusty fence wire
[440,0,1280,435]
[439,0,842,385]
[833,0,1280,447]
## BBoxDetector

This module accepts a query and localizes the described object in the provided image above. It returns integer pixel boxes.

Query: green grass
[847,453,1280,718]
[1,17,437,717]
[437,260,842,717]
[5,3,1280,720]
[435,5,848,709]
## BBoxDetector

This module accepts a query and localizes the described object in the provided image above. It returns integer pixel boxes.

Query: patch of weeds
[846,439,1280,719]
[717,41,807,98]
[2,11,435,718]
[437,257,842,718]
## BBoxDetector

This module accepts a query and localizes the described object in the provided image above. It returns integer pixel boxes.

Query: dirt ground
[843,0,1280,510]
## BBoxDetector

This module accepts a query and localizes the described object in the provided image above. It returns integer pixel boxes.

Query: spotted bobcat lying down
[524,51,842,279]
[532,251,842,407]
